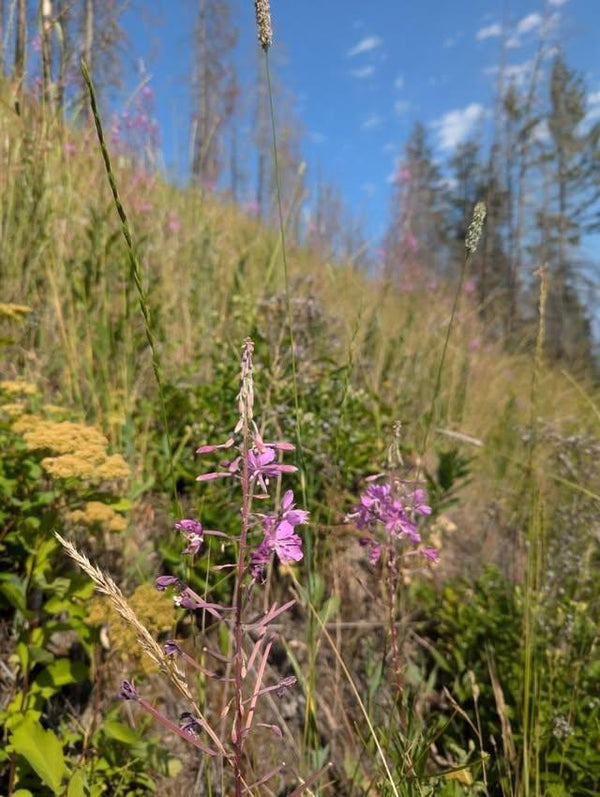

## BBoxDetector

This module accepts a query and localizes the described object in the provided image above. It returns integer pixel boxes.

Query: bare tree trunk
[55,0,69,118]
[14,0,27,112]
[40,0,54,110]
[83,0,93,68]
[0,0,5,75]
[198,0,208,181]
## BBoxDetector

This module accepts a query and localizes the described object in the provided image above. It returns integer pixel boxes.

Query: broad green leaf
[0,575,27,612]
[102,719,139,745]
[10,715,66,794]
[67,770,86,797]
[35,658,88,689]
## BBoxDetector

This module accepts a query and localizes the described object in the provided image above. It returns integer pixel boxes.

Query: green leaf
[35,658,88,689]
[102,719,140,745]
[10,714,66,794]
[67,770,86,797]
[0,575,27,613]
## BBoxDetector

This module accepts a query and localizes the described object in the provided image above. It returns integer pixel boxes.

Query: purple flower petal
[196,472,232,481]
[120,680,138,701]
[156,575,180,591]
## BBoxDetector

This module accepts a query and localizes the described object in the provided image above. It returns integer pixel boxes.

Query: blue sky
[124,0,600,244]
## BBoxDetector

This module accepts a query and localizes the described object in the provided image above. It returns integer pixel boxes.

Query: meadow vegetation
[1,5,599,796]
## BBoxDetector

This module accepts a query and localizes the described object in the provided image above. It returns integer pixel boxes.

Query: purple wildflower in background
[167,211,182,233]
[180,712,203,738]
[164,640,183,657]
[348,476,435,563]
[120,680,138,701]
[155,575,180,591]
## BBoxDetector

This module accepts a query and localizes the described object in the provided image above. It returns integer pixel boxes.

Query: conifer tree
[384,122,447,283]
[538,54,599,360]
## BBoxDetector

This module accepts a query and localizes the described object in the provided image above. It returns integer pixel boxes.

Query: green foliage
[414,567,600,796]
[0,393,175,795]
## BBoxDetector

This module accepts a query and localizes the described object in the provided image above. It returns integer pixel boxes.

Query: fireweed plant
[346,423,437,712]
[58,339,316,796]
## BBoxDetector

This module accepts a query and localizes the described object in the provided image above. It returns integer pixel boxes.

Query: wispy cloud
[531,119,550,145]
[485,59,533,88]
[548,0,569,6]
[586,91,600,124]
[351,65,375,79]
[433,103,485,150]
[308,131,326,145]
[516,12,542,35]
[394,100,410,115]
[347,35,382,57]
[394,74,404,90]
[476,22,502,41]
[361,113,383,131]
[362,183,377,197]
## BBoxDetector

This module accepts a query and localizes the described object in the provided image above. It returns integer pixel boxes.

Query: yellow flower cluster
[0,380,37,397]
[0,302,31,321]
[13,416,129,482]
[68,501,127,534]
[1,402,26,418]
[87,582,176,673]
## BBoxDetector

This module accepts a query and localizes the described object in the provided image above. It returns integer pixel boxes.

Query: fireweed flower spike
[143,339,309,794]
[347,439,437,715]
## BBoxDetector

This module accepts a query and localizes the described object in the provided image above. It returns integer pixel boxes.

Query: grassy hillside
[1,85,599,796]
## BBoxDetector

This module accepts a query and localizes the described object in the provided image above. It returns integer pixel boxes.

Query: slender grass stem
[290,572,401,797]
[80,60,179,512]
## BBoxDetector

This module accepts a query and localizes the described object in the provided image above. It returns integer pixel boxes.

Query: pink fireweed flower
[167,211,182,233]
[405,230,418,252]
[120,680,138,701]
[174,519,203,555]
[421,546,439,563]
[250,490,307,581]
[348,477,435,562]
[196,435,296,490]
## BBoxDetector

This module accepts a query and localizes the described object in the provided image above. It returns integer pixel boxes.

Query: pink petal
[196,472,233,482]
[281,490,294,512]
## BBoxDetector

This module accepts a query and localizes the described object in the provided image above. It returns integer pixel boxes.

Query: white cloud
[394,100,410,115]
[548,0,569,6]
[517,12,542,34]
[394,74,404,90]
[347,35,382,57]
[351,65,375,79]
[361,113,383,131]
[485,59,533,88]
[531,118,550,145]
[586,91,600,123]
[433,103,485,150]
[476,22,502,41]
[444,36,457,48]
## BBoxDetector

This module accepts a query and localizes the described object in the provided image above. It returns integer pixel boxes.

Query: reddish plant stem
[233,411,251,796]
[386,551,404,704]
